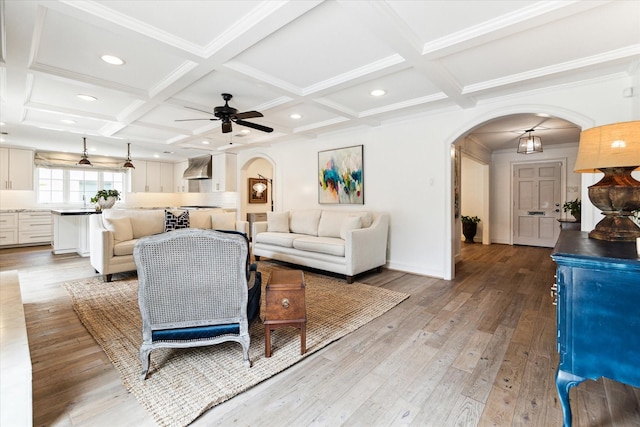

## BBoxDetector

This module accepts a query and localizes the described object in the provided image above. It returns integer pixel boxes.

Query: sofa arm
[253,221,268,238]
[89,214,114,274]
[236,220,249,235]
[345,213,389,275]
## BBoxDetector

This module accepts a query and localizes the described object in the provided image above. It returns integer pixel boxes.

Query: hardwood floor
[1,243,639,426]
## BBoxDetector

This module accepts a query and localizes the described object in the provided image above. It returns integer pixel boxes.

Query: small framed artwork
[318,144,364,204]
[248,178,268,204]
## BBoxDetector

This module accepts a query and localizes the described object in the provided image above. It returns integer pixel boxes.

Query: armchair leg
[254,255,261,261]
[140,347,152,380]
[346,275,354,284]
[103,274,113,282]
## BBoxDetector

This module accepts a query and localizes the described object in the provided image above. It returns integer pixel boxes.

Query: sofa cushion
[164,210,190,232]
[211,212,235,230]
[103,216,133,242]
[254,232,305,248]
[267,211,289,232]
[340,216,362,239]
[113,239,137,256]
[292,236,345,257]
[318,211,351,238]
[289,209,321,236]
[126,210,165,238]
[188,210,211,229]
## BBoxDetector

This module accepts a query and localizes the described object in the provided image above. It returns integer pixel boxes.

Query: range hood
[183,155,212,180]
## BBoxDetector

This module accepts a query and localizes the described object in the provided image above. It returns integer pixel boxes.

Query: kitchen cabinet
[551,231,640,427]
[51,210,95,256]
[131,160,174,193]
[18,211,52,245]
[174,160,188,192]
[0,213,18,245]
[0,147,34,190]
[212,153,236,192]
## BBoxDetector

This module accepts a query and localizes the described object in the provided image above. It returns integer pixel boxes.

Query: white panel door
[513,162,562,247]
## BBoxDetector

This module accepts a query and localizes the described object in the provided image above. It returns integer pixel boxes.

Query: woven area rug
[63,263,409,427]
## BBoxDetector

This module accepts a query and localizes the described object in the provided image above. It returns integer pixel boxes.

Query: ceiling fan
[175,93,274,134]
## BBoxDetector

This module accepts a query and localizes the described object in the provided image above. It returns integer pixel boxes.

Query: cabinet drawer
[19,231,52,245]
[0,229,18,245]
[19,211,51,221]
[19,222,51,233]
[0,213,18,229]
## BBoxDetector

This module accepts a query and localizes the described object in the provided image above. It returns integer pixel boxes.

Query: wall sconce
[253,174,273,211]
[574,120,640,241]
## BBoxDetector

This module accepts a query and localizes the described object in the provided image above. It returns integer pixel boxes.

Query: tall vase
[462,222,477,243]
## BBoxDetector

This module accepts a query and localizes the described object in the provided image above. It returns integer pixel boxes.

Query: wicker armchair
[133,228,261,380]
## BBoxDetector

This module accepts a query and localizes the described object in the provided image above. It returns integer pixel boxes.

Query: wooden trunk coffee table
[264,270,306,357]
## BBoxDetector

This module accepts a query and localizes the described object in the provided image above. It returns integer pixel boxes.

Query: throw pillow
[267,211,289,232]
[289,209,321,236]
[211,212,236,231]
[164,210,190,232]
[340,216,362,239]
[103,216,133,242]
[318,210,350,238]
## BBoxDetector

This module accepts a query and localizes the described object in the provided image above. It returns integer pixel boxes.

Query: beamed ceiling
[1,1,638,161]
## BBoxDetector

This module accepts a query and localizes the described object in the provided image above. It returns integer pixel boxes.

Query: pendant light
[517,129,543,154]
[78,137,92,165]
[123,142,135,169]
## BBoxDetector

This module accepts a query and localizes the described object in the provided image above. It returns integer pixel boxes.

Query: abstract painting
[318,145,363,204]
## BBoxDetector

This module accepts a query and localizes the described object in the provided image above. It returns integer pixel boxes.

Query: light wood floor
[1,243,639,427]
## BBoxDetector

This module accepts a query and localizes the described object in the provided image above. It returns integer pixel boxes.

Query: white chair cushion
[292,236,345,257]
[267,211,289,232]
[289,209,321,236]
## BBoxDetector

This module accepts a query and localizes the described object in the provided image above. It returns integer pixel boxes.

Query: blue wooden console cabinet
[551,231,640,426]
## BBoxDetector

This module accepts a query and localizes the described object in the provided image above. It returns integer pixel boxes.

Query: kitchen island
[51,209,100,256]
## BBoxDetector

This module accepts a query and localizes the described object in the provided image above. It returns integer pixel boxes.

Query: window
[37,168,126,205]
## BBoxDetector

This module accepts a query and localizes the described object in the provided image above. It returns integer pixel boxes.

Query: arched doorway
[239,155,275,238]
[445,107,594,279]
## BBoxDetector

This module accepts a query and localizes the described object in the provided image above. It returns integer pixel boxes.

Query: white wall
[461,156,486,243]
[238,74,638,279]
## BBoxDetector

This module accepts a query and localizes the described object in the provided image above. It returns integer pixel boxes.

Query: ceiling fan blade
[233,111,263,120]
[174,118,218,122]
[235,120,273,133]
[222,121,232,133]
[184,106,215,115]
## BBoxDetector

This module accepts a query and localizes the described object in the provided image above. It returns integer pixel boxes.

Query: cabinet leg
[556,368,586,427]
[265,326,271,358]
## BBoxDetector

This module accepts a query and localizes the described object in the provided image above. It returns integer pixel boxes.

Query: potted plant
[563,198,581,221]
[461,215,481,243]
[91,189,120,211]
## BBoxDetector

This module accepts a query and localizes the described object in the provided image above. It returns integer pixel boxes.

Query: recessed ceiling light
[201,140,210,145]
[370,89,386,97]
[61,119,76,124]
[101,54,125,65]
[0,122,5,126]
[77,94,97,102]
[240,129,250,134]
[290,113,302,119]
[153,154,160,158]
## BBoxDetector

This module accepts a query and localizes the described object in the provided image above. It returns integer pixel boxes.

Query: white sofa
[90,208,248,282]
[252,209,389,283]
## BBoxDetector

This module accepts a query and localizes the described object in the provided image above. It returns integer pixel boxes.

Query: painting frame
[318,144,364,205]
[248,178,268,204]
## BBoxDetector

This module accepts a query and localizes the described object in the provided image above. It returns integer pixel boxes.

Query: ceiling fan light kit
[517,129,543,154]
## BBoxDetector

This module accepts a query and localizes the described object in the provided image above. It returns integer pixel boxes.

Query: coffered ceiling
[1,1,638,161]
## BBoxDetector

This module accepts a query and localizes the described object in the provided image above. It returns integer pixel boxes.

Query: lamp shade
[574,121,640,172]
